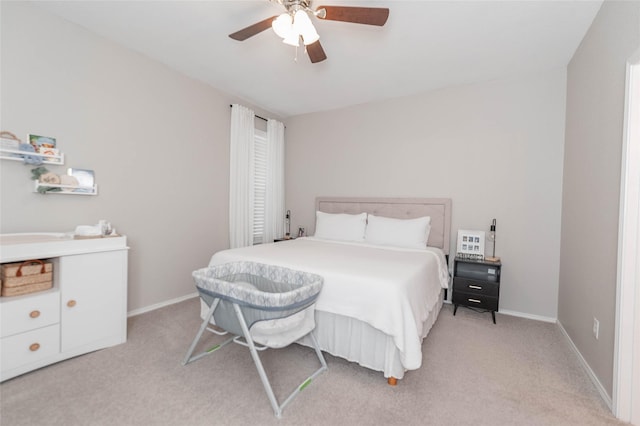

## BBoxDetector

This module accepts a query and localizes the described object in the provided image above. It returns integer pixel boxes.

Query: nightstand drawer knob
[468,285,482,290]
[468,298,482,304]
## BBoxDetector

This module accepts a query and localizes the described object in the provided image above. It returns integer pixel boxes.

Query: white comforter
[208,237,450,370]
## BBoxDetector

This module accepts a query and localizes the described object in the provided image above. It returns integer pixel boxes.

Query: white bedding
[208,237,449,370]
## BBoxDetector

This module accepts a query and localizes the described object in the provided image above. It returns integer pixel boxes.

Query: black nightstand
[452,257,501,324]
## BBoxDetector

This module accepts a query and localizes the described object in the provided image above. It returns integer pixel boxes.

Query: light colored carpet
[0,298,625,425]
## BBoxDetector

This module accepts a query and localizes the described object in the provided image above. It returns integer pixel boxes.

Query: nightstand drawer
[455,261,500,282]
[453,277,499,297]
[452,291,498,311]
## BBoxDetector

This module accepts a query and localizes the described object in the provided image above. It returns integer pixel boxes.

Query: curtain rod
[229,104,267,122]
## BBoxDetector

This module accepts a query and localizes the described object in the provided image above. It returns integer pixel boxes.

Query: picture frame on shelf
[37,146,61,163]
[456,229,486,260]
[28,134,56,149]
[67,168,95,193]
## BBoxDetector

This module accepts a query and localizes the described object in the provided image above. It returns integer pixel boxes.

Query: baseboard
[557,320,613,410]
[445,303,557,323]
[127,292,199,317]
[498,309,557,323]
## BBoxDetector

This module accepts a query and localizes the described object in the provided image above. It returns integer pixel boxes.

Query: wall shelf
[34,181,98,196]
[1,145,97,195]
[0,147,64,165]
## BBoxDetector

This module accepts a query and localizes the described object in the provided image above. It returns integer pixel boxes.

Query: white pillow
[314,211,367,242]
[365,215,431,249]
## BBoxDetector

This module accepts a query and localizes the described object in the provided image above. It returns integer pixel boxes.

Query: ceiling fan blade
[306,40,327,63]
[316,6,389,26]
[229,15,278,41]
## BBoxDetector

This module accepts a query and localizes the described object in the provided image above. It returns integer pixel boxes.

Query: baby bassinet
[183,261,327,418]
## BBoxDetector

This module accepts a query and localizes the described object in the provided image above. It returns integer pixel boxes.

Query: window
[253,129,267,244]
[229,105,283,249]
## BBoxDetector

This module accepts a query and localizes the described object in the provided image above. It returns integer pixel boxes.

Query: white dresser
[0,233,128,382]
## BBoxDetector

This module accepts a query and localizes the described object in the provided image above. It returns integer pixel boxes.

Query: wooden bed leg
[387,377,398,386]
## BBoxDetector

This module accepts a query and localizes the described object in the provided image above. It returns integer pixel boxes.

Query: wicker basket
[1,259,53,296]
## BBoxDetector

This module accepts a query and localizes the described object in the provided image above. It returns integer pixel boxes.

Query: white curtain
[263,119,285,243]
[229,104,255,248]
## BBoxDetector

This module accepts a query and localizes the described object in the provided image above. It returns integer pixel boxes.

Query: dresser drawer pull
[29,343,40,352]
[29,310,41,318]
[468,285,482,290]
[468,298,482,304]
[67,300,77,308]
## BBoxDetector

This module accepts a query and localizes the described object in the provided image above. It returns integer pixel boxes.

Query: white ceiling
[33,0,603,118]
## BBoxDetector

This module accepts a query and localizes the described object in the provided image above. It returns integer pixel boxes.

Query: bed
[204,197,452,384]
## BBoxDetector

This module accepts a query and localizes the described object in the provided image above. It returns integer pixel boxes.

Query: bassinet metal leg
[183,298,234,365]
[232,304,327,419]
[309,331,328,371]
[278,330,327,412]
[232,304,283,417]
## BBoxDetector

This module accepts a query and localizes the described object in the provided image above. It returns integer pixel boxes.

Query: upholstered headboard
[315,197,452,254]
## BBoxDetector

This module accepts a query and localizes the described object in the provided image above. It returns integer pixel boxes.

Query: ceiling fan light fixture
[293,9,319,45]
[293,9,316,34]
[272,13,293,39]
[301,30,319,45]
[282,32,300,47]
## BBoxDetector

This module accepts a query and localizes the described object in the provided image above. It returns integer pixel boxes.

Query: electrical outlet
[593,317,600,340]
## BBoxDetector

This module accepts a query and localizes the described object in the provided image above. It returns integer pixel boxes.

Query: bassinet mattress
[208,237,449,373]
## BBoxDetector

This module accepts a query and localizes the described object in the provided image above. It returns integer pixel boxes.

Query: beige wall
[286,69,567,320]
[559,0,640,398]
[0,2,280,312]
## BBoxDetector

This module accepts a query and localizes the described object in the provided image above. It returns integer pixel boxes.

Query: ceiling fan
[229,0,389,64]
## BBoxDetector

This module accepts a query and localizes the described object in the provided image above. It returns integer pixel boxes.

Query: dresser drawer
[452,291,498,311]
[1,324,60,372]
[453,277,499,297]
[0,290,60,338]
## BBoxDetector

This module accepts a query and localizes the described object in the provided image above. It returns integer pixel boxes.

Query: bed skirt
[297,289,445,380]
[200,290,444,380]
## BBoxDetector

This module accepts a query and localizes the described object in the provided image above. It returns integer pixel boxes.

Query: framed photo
[28,134,56,149]
[456,229,485,260]
[67,168,95,193]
